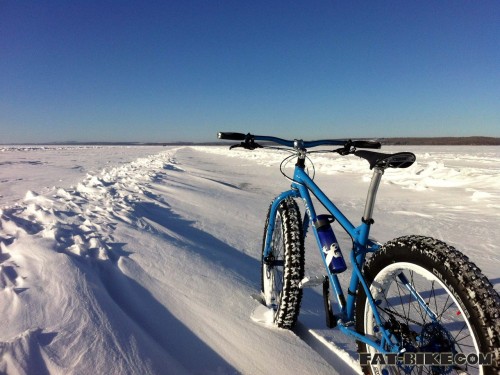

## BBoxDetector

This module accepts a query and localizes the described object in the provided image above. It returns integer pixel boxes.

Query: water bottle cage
[314,214,335,229]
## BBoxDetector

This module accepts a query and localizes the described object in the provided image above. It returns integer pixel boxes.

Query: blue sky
[1,1,499,143]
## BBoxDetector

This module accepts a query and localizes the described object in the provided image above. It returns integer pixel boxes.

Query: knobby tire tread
[355,235,500,374]
[261,198,305,329]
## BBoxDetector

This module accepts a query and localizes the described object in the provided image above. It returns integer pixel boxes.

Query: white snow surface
[0,144,498,374]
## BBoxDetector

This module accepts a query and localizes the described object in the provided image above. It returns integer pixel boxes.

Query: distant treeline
[380,137,500,146]
[4,137,499,146]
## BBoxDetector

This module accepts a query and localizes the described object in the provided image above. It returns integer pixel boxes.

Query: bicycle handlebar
[350,140,383,149]
[217,132,248,141]
[217,132,381,150]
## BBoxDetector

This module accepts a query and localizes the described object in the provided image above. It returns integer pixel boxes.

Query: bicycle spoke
[395,277,408,323]
[364,260,489,375]
[436,298,453,321]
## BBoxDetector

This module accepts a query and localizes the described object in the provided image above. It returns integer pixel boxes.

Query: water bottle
[315,215,347,274]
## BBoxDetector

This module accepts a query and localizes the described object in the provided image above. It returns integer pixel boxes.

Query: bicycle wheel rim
[364,262,482,375]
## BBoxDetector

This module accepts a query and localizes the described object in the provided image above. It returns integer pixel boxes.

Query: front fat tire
[261,198,304,329]
[355,235,500,375]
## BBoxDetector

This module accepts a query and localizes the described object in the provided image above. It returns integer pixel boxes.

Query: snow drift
[0,145,498,374]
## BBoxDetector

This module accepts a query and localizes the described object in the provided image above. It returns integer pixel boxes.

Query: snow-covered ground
[0,144,498,374]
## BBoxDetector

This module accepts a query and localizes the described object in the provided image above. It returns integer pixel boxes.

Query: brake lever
[229,143,244,150]
[333,140,355,156]
[229,140,263,150]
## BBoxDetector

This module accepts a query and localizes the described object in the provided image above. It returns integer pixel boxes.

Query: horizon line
[2,136,500,147]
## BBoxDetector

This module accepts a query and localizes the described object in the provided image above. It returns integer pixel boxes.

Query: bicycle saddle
[354,150,416,170]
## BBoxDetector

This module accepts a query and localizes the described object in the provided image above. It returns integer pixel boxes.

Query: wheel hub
[418,322,456,374]
[419,322,456,353]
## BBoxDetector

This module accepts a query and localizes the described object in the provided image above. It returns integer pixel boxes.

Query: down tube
[292,178,350,311]
[263,189,300,258]
[294,169,363,317]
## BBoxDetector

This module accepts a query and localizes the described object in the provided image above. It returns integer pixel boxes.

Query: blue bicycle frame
[259,138,402,354]
[216,131,498,374]
[218,133,434,354]
[218,132,460,354]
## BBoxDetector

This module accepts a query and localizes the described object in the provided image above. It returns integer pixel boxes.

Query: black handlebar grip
[217,132,247,141]
[352,140,382,149]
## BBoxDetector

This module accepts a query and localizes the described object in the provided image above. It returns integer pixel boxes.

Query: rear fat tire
[261,198,305,329]
[355,235,500,375]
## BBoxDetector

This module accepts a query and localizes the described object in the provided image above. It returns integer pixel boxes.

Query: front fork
[262,189,301,259]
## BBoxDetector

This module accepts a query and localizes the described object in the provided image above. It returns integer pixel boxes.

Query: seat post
[362,167,384,223]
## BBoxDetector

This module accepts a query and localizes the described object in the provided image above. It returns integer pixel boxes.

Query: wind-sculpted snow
[0,145,167,207]
[0,145,498,374]
[0,147,343,374]
[197,145,500,193]
[0,150,190,374]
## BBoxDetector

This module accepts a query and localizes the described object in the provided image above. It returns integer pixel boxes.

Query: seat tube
[362,167,384,223]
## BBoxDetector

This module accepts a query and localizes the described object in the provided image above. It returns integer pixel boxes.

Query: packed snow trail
[0,147,345,374]
[1,145,498,374]
[0,145,168,208]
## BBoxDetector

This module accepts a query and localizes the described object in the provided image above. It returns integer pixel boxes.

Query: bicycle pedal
[299,275,327,288]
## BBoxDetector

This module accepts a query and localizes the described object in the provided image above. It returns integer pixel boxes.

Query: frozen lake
[0,144,498,374]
